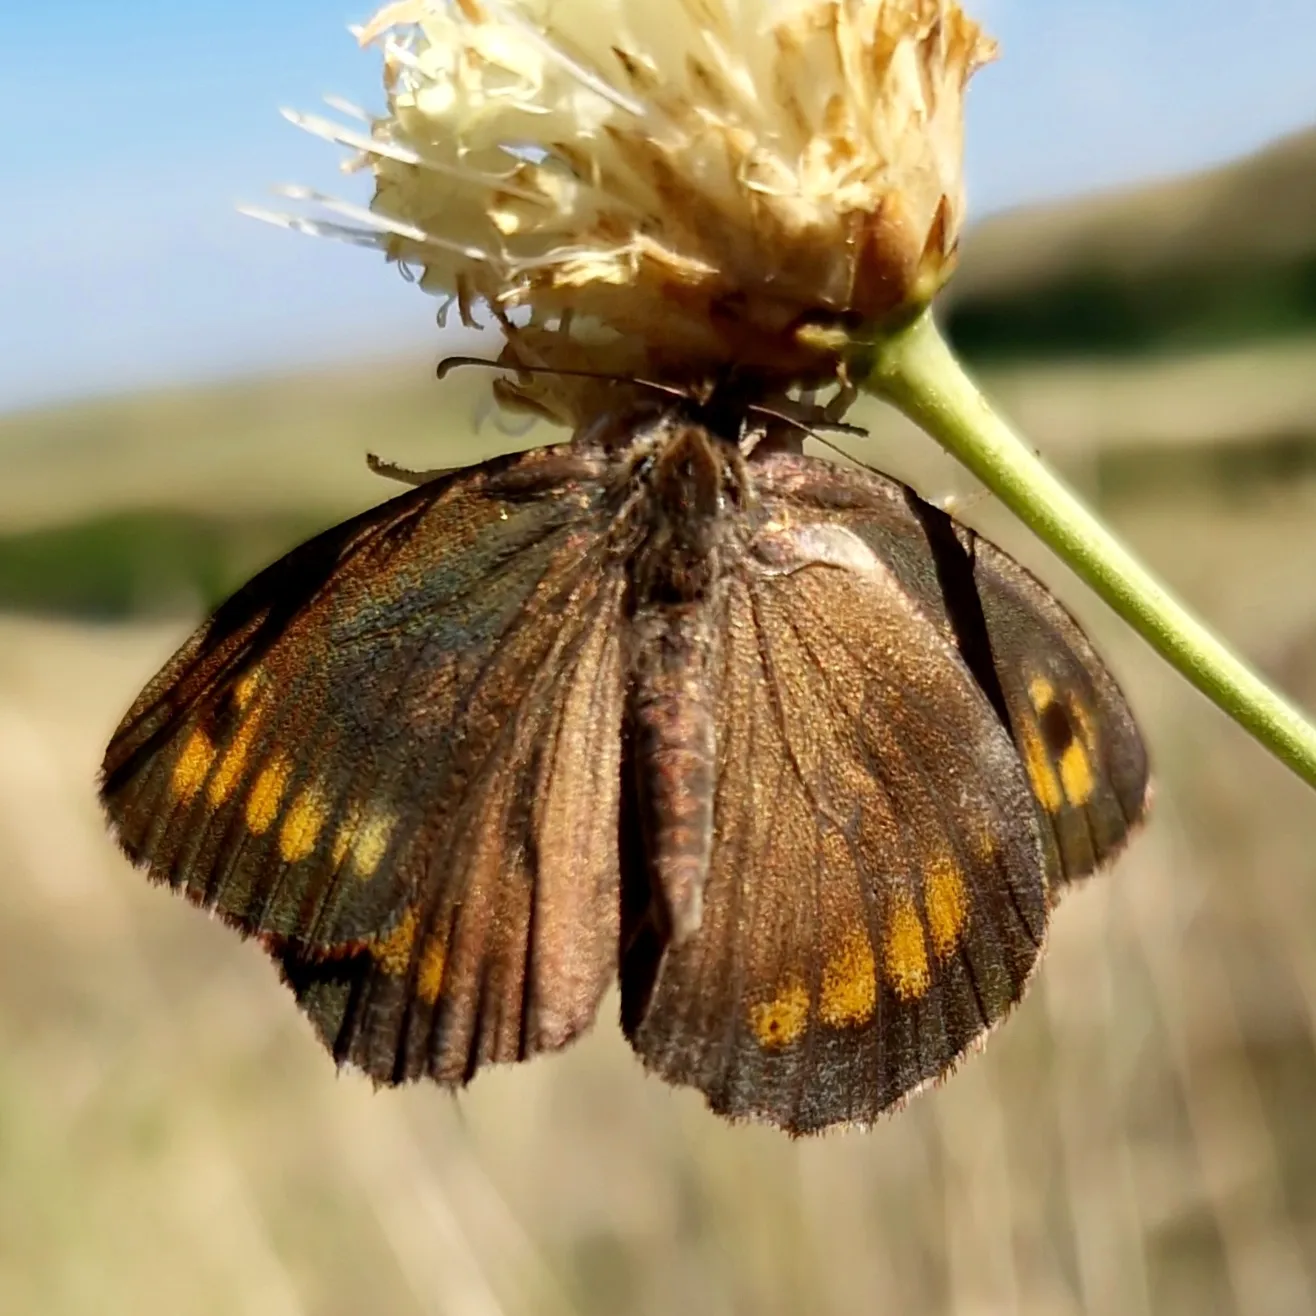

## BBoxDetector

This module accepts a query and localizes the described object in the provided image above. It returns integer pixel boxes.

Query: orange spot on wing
[370,906,418,976]
[417,936,446,1005]
[170,727,215,803]
[350,811,395,879]
[1029,675,1056,711]
[883,891,930,1000]
[820,929,877,1027]
[328,805,396,879]
[330,808,356,870]
[233,667,263,710]
[750,979,811,1049]
[244,753,291,835]
[279,784,328,862]
[925,856,969,959]
[1068,693,1096,747]
[1018,717,1063,814]
[207,715,261,806]
[1059,741,1095,807]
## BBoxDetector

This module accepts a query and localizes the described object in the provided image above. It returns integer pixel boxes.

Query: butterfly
[100,396,1148,1135]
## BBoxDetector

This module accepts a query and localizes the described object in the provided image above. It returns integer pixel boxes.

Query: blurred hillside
[947,127,1316,360]
[3,335,1314,619]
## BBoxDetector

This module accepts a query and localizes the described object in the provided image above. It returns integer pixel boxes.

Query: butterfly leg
[365,452,456,486]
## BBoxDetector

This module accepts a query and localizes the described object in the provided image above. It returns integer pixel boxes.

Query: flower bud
[275,0,995,417]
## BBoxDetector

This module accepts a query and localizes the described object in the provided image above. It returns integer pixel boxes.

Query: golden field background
[4,133,1316,1315]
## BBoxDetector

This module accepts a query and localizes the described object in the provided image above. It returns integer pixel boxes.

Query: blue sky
[3,0,1314,413]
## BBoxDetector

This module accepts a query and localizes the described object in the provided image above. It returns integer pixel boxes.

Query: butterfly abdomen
[628,603,719,943]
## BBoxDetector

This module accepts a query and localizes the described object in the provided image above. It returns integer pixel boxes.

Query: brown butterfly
[100,395,1148,1134]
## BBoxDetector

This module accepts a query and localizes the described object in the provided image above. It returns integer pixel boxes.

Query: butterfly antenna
[436,354,690,403]
[746,402,867,440]
[741,403,867,464]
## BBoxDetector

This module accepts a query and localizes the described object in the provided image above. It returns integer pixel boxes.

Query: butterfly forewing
[102,446,629,1076]
[749,454,1150,894]
[965,540,1150,889]
[275,585,627,1083]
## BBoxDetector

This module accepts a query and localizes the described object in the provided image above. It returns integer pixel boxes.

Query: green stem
[861,309,1316,790]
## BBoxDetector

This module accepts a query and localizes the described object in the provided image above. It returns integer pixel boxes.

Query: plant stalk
[861,310,1316,790]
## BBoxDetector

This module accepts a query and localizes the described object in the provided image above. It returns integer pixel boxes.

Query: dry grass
[4,444,1316,1313]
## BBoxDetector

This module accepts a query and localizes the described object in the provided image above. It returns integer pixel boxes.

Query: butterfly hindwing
[102,445,628,1079]
[622,450,1148,1133]
[622,526,1052,1133]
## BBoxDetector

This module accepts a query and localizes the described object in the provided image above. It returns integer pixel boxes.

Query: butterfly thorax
[625,418,747,607]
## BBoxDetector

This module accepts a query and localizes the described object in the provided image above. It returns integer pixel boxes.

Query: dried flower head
[263,0,995,421]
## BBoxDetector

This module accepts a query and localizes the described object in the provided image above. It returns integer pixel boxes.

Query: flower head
[271,0,995,423]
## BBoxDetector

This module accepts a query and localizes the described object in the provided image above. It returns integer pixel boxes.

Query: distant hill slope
[948,127,1316,360]
[4,334,1316,618]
